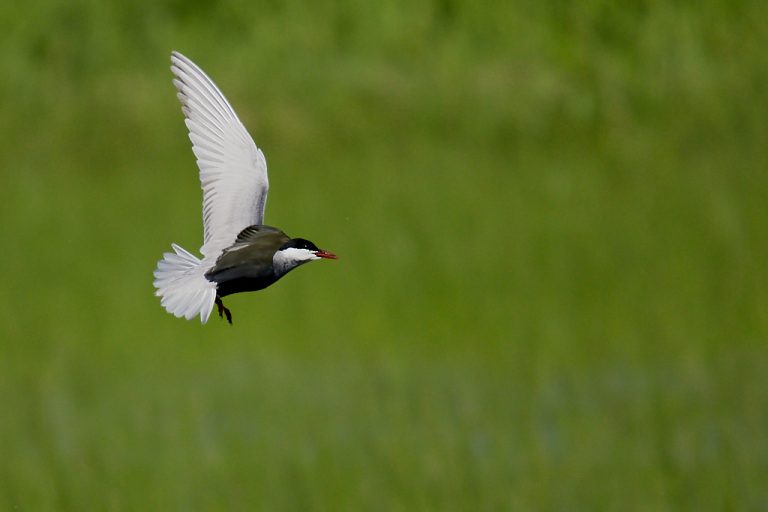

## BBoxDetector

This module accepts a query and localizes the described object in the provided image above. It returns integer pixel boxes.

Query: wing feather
[170,51,269,260]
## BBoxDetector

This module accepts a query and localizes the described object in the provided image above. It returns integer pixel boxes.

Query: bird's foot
[215,297,233,325]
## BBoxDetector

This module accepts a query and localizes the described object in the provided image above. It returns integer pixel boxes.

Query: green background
[1,0,767,509]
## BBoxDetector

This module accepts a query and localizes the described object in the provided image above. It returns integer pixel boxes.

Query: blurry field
[1,0,768,510]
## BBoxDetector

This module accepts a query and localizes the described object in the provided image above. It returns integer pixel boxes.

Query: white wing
[170,51,269,259]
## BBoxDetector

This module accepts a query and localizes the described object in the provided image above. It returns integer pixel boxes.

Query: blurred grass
[1,0,768,509]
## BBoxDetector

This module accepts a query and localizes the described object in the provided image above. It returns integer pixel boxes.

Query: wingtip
[170,51,189,69]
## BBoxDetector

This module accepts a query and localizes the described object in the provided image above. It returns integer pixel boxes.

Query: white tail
[153,244,217,323]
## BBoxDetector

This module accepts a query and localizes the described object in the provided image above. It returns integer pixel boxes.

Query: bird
[153,51,337,325]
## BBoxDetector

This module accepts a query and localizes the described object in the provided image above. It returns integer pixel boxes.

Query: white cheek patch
[280,247,319,261]
[273,247,318,276]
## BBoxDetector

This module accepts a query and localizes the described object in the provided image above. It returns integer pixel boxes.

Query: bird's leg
[215,296,233,325]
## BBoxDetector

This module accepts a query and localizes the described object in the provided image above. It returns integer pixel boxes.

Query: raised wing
[170,51,269,259]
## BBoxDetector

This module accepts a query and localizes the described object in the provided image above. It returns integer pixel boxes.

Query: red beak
[315,250,338,260]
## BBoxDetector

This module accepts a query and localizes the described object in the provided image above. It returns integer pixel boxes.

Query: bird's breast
[204,263,279,297]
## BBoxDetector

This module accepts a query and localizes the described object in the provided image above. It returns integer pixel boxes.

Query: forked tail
[153,244,217,323]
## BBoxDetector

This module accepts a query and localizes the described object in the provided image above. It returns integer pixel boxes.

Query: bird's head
[273,238,337,276]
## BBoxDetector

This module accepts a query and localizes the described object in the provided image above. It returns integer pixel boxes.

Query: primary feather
[170,50,269,259]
